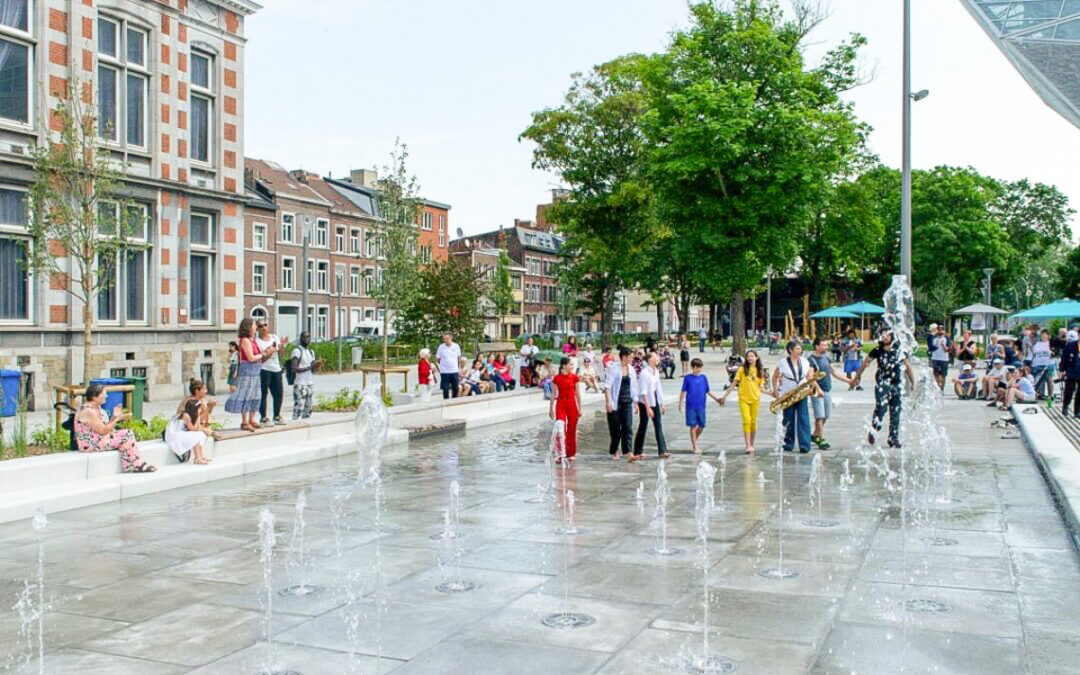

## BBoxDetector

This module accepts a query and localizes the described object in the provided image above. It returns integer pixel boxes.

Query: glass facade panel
[0,38,29,123]
[0,0,29,31]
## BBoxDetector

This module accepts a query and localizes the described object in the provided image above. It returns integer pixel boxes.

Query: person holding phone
[255,319,288,426]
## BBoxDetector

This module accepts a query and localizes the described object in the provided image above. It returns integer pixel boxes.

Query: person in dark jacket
[1059,331,1080,417]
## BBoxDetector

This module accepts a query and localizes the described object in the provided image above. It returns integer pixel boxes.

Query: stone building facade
[0,0,258,404]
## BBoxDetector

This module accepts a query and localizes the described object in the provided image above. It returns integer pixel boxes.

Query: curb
[1012,403,1080,550]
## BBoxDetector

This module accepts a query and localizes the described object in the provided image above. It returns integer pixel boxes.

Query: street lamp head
[983,268,995,278]
[910,89,930,102]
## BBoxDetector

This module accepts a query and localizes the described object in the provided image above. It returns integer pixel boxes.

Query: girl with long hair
[719,350,770,454]
[550,356,582,462]
[225,317,279,431]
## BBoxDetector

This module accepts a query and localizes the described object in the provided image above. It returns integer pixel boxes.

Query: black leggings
[259,369,283,419]
[871,383,902,445]
[1062,378,1080,416]
[634,403,667,456]
[607,400,634,455]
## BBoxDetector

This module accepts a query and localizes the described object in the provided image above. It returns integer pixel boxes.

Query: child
[679,358,721,453]
[550,357,582,462]
[719,350,770,454]
[536,357,555,400]
[164,379,214,465]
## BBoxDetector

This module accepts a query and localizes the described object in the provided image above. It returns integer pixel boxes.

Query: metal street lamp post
[901,0,930,284]
[982,267,994,347]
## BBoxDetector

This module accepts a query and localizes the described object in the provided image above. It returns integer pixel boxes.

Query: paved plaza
[1,369,1079,674]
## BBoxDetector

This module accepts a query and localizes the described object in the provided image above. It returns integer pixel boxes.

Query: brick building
[0,0,257,403]
[449,246,525,340]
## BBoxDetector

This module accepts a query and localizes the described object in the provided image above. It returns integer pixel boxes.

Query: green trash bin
[120,376,146,422]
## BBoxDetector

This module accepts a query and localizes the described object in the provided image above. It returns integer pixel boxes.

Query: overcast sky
[245,0,1079,237]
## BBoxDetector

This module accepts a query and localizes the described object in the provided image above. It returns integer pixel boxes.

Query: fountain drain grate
[902,598,949,613]
[758,567,799,579]
[542,612,596,629]
[802,519,840,528]
[435,580,476,593]
[648,546,685,556]
[678,655,739,674]
[920,536,958,547]
[278,585,322,597]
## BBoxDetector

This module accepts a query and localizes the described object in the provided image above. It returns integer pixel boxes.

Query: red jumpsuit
[553,373,580,458]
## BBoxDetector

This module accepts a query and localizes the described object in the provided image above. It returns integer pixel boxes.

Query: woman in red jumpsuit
[550,356,582,461]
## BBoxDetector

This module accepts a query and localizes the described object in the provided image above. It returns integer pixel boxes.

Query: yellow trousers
[739,399,759,433]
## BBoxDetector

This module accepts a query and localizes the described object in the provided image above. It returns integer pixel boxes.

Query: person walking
[1059,330,1080,417]
[255,320,287,426]
[718,349,769,454]
[698,326,708,353]
[550,357,582,462]
[290,332,321,419]
[436,333,462,399]
[633,351,670,461]
[771,340,815,453]
[854,330,915,448]
[679,335,691,376]
[226,341,239,394]
[226,318,275,431]
[604,347,638,459]
[1031,329,1054,400]
[841,329,864,391]
[928,324,951,391]
[808,336,853,449]
[679,358,720,454]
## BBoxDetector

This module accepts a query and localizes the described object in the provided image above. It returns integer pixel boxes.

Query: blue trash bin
[89,378,128,414]
[0,370,20,417]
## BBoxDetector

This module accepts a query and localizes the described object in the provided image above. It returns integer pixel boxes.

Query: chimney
[350,168,378,188]
[291,169,308,184]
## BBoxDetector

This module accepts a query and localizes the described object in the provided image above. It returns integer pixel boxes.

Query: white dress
[164,415,207,459]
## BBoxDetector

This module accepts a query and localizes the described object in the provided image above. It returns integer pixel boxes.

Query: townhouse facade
[449,245,525,341]
[0,0,257,403]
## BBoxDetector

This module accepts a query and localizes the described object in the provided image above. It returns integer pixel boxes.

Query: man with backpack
[289,331,322,420]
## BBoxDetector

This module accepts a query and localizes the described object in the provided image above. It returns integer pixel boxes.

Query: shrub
[30,426,68,451]
[121,415,171,442]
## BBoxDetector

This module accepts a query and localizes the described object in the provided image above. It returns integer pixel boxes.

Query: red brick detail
[178,220,188,239]
[48,9,67,32]
[223,123,236,142]
[178,52,187,73]
[161,163,171,180]
[50,305,68,324]
[161,307,170,324]
[48,42,68,66]
[49,272,68,290]
[179,194,189,209]
[83,0,92,6]
[178,139,187,158]
[224,308,236,325]
[224,177,237,193]
[178,250,188,267]
[161,277,170,295]
[48,239,66,256]
[161,133,170,153]
[161,248,170,265]
[178,23,187,43]
[179,0,187,12]
[49,109,63,131]
[178,110,187,130]
[223,281,236,297]
[162,191,172,206]
[81,17,92,38]
[223,254,237,271]
[178,279,187,297]
[81,81,92,104]
[48,76,68,99]
[223,202,238,217]
[161,103,170,125]
[225,11,238,34]
[223,150,236,168]
[178,168,187,182]
[161,44,170,65]
[223,95,237,116]
[161,217,170,235]
[161,74,170,95]
[223,68,237,89]
[224,41,237,61]
[223,227,237,244]
[178,81,187,101]
[82,49,93,72]
[161,14,170,36]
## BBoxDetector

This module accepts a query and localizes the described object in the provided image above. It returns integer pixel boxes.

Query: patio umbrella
[952,303,1007,316]
[810,308,860,319]
[1011,298,1080,320]
[838,301,886,315]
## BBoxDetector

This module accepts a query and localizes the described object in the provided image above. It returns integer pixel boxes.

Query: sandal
[133,463,157,473]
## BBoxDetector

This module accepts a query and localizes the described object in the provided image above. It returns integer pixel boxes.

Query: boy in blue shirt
[680,358,721,454]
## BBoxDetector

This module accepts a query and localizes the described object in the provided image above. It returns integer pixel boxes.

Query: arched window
[251,306,268,322]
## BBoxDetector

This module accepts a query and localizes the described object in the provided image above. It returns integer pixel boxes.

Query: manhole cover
[758,567,800,579]
[278,585,321,597]
[648,546,685,556]
[435,580,476,593]
[429,531,464,540]
[542,612,596,629]
[902,598,949,613]
[920,536,958,547]
[678,654,739,674]
[802,518,840,528]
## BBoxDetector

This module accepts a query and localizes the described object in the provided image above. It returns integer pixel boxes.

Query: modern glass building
[960,0,1080,128]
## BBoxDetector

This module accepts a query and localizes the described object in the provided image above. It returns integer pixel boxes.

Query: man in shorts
[953,363,978,399]
[807,336,854,450]
[928,323,951,390]
[841,329,863,391]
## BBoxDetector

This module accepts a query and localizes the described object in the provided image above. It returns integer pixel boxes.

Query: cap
[993,358,1003,364]
[962,364,972,370]
[928,323,938,331]
[1069,330,1079,342]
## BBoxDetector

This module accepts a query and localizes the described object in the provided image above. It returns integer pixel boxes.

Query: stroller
[54,400,79,450]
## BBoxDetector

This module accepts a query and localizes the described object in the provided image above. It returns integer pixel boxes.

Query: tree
[491,250,515,340]
[372,140,422,366]
[915,271,962,326]
[1057,245,1080,300]
[395,260,486,349]
[639,1,869,353]
[26,83,142,384]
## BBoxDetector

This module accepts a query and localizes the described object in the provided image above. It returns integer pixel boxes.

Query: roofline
[212,0,262,16]
[420,199,452,210]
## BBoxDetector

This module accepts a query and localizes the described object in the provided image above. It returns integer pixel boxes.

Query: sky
[244,0,1080,237]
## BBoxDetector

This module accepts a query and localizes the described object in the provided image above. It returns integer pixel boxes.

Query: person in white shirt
[633,351,669,461]
[435,333,463,399]
[604,347,639,459]
[520,337,539,387]
[698,326,708,353]
[1031,328,1054,399]
[254,320,288,425]
[771,340,814,453]
[290,331,321,420]
[981,358,1007,400]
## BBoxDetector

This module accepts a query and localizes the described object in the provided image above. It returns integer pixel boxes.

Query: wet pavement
[1,379,1078,674]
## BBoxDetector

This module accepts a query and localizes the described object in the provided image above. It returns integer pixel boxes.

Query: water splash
[808,454,823,510]
[839,458,854,492]
[354,383,389,488]
[652,460,680,556]
[436,481,473,593]
[557,486,580,536]
[635,481,645,513]
[257,507,278,670]
[282,491,316,597]
[14,508,48,674]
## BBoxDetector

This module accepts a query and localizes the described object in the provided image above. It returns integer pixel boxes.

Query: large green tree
[639,0,869,352]
[395,260,486,349]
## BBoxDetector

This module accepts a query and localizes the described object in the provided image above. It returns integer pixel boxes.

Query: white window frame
[306,260,314,292]
[314,218,329,248]
[0,2,34,129]
[335,225,345,253]
[96,16,149,150]
[364,231,376,258]
[317,261,329,292]
[334,263,345,294]
[0,185,32,324]
[350,228,360,255]
[363,267,374,296]
[95,201,150,325]
[188,211,216,325]
[349,266,360,296]
[280,213,295,244]
[252,262,266,294]
[190,49,214,166]
[189,211,215,248]
[316,305,329,340]
[281,256,295,290]
[252,222,266,250]
[336,305,346,337]
[421,211,433,230]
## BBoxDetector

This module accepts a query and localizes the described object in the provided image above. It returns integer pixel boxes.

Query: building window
[190,212,214,246]
[190,50,213,164]
[252,262,266,294]
[350,229,360,254]
[363,268,374,295]
[349,267,360,295]
[438,214,446,230]
[97,16,148,148]
[251,306,267,322]
[421,211,432,230]
[317,261,329,292]
[334,264,344,293]
[364,232,376,257]
[315,218,329,248]
[0,187,29,321]
[96,202,150,323]
[281,257,295,290]
[189,212,215,323]
[0,1,32,126]
[438,224,446,248]
[335,226,345,252]
[280,213,294,243]
[420,245,432,263]
[305,260,314,291]
[316,306,329,340]
[252,223,266,250]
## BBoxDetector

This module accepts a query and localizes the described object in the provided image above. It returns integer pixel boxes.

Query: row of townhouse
[243,161,450,343]
[0,0,257,405]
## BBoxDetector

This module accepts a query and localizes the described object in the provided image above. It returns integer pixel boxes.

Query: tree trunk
[601,283,615,349]
[677,294,690,336]
[82,276,92,386]
[655,299,664,339]
[732,291,746,355]
[709,303,718,336]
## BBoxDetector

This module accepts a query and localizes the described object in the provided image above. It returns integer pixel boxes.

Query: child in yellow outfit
[719,350,771,454]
